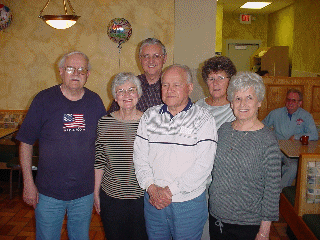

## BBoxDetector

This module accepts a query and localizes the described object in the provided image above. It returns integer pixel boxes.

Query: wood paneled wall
[258,77,320,124]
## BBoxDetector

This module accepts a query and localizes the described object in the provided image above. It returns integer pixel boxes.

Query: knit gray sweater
[209,122,282,225]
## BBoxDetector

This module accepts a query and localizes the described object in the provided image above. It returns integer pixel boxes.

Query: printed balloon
[107,18,132,48]
[0,4,13,31]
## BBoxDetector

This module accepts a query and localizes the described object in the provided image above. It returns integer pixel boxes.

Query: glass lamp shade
[40,15,80,29]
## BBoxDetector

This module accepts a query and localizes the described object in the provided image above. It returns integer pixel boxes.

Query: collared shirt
[263,107,318,140]
[133,102,218,202]
[159,98,193,119]
[107,74,162,114]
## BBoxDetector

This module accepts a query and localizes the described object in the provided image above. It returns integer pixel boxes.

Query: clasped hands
[147,184,172,210]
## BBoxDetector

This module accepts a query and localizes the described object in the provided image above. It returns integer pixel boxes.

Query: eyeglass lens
[65,66,88,75]
[140,54,163,60]
[207,76,226,82]
[117,87,137,96]
[286,98,300,103]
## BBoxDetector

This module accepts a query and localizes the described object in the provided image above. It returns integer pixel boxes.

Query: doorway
[225,40,261,72]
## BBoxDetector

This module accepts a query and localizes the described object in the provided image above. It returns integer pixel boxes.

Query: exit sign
[240,14,251,24]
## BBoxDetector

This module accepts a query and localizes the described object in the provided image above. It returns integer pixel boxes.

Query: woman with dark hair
[196,56,237,129]
[197,56,237,240]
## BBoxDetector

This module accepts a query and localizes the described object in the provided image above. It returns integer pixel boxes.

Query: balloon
[0,4,13,31]
[107,18,132,48]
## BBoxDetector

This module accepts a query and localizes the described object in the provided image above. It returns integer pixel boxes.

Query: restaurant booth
[258,76,320,239]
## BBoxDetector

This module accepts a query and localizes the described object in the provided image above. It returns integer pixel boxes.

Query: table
[0,128,18,139]
[278,140,320,158]
[0,128,18,196]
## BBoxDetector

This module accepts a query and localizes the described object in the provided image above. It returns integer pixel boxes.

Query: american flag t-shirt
[63,114,86,131]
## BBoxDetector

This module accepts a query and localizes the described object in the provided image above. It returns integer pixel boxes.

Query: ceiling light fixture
[240,2,272,9]
[39,0,80,29]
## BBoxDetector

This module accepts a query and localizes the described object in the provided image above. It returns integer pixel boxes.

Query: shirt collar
[286,107,301,116]
[159,98,193,117]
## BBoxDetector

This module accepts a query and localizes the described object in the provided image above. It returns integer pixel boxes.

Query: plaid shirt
[107,74,162,114]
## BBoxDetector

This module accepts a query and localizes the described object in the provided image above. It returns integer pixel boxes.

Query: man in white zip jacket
[134,64,217,240]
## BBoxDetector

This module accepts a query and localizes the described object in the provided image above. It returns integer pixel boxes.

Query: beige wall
[267,5,294,67]
[215,3,223,53]
[174,0,217,102]
[174,0,216,69]
[292,0,320,75]
[0,0,174,110]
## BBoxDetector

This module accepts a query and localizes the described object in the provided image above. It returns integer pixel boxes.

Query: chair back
[294,153,320,216]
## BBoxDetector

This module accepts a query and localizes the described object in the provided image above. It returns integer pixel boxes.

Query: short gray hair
[111,72,142,99]
[58,51,92,70]
[139,38,166,56]
[227,71,265,102]
[161,64,193,84]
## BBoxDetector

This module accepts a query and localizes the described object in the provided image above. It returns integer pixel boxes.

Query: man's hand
[23,182,38,209]
[147,184,172,210]
[289,135,295,141]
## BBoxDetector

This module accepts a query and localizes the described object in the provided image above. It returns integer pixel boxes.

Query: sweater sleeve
[261,137,282,221]
[300,112,318,140]
[94,118,107,169]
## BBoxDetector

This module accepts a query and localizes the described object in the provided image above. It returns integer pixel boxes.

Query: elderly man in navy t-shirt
[16,51,106,240]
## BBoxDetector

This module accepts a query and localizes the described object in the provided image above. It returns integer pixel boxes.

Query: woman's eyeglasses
[116,87,138,96]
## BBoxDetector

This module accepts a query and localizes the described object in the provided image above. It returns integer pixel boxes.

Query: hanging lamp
[39,0,80,29]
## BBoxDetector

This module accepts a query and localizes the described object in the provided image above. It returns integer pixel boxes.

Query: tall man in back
[263,88,318,188]
[134,64,217,239]
[16,51,106,240]
[107,38,167,113]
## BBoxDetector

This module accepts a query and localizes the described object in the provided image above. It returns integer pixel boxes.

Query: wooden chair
[280,153,320,240]
[6,143,39,200]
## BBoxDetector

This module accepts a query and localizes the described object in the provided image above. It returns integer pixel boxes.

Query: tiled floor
[0,179,290,240]
[0,179,105,240]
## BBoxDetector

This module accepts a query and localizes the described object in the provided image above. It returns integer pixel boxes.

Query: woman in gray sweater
[208,72,282,240]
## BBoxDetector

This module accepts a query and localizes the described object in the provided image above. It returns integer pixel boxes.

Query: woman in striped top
[94,72,148,240]
[208,72,282,240]
[196,56,237,240]
[196,56,237,129]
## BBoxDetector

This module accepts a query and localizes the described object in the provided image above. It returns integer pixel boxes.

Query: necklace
[230,122,256,151]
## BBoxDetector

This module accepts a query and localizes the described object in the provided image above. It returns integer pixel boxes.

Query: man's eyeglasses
[64,66,88,75]
[140,54,164,60]
[286,98,301,103]
[207,76,228,83]
[116,87,138,96]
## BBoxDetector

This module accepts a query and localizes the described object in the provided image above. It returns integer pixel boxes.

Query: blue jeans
[35,193,94,240]
[144,192,207,240]
[280,155,298,189]
[201,187,210,240]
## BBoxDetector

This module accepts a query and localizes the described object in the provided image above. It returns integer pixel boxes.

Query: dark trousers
[99,190,148,240]
[209,214,260,240]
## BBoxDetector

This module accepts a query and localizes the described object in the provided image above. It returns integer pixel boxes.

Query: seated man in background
[107,38,166,113]
[263,88,318,188]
